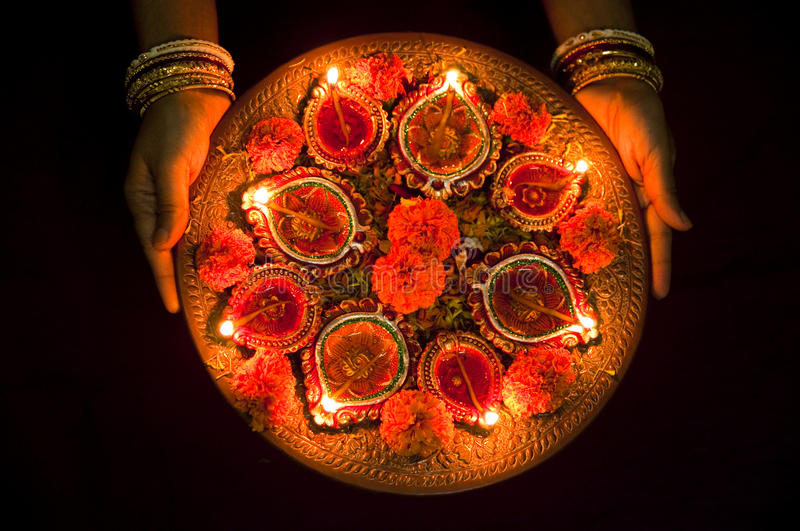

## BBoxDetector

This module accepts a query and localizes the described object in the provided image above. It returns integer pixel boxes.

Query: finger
[148,247,180,313]
[152,158,191,251]
[643,144,693,232]
[125,158,181,313]
[645,206,673,300]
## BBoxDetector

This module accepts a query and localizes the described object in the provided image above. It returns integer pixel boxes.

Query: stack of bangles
[551,28,663,95]
[125,39,235,116]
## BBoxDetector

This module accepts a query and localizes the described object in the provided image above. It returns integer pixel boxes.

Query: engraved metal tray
[177,33,648,494]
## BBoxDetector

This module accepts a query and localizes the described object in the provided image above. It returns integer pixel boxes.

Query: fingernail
[153,228,169,247]
[680,211,693,229]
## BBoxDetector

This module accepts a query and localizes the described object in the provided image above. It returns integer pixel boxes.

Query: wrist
[575,76,658,97]
[145,88,230,129]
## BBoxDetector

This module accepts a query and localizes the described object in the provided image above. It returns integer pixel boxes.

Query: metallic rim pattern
[177,33,648,494]
[490,151,586,232]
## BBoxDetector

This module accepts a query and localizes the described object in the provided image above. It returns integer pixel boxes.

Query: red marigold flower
[195,227,256,291]
[379,390,455,457]
[501,347,576,417]
[489,92,551,147]
[230,350,295,430]
[371,247,446,314]
[348,53,412,101]
[557,202,620,274]
[387,198,460,260]
[245,117,304,174]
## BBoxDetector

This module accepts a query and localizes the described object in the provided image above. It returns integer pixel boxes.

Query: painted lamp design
[391,69,501,199]
[301,300,419,428]
[217,263,322,354]
[242,166,376,276]
[490,152,589,232]
[417,331,504,429]
[302,66,390,171]
[468,243,598,355]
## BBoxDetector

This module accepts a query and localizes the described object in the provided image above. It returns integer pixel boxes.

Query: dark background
[5,2,792,529]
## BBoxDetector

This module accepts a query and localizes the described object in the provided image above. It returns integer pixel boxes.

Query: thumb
[152,159,191,251]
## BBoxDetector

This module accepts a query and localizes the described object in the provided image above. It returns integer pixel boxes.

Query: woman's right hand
[124,89,231,313]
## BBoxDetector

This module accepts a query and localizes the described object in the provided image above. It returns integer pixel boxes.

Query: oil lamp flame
[445,69,460,90]
[575,159,589,173]
[483,410,499,426]
[253,187,271,204]
[320,396,339,412]
[219,319,235,338]
[326,66,339,85]
[579,315,596,329]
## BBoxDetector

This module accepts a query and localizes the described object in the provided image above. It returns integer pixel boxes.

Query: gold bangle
[131,73,234,112]
[124,39,236,116]
[131,72,235,116]
[138,83,236,117]
[126,39,234,79]
[552,38,655,75]
[126,60,232,108]
[558,48,652,75]
[551,29,655,71]
[562,54,663,94]
[125,51,232,87]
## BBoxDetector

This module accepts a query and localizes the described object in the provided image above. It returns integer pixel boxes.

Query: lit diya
[242,166,376,276]
[417,331,503,429]
[467,242,598,354]
[490,152,588,231]
[300,300,419,428]
[391,69,501,199]
[217,263,322,354]
[302,66,390,170]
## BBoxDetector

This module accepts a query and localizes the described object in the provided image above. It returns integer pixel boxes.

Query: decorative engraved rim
[300,300,417,429]
[242,166,377,276]
[221,263,322,354]
[490,151,586,232]
[177,33,648,494]
[390,74,502,200]
[397,79,491,179]
[310,312,409,423]
[248,177,357,263]
[417,331,503,428]
[471,253,598,346]
[303,81,390,170]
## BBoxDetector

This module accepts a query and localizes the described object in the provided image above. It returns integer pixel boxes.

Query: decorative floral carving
[176,35,647,494]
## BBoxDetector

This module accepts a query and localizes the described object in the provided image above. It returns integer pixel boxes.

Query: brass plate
[177,33,648,494]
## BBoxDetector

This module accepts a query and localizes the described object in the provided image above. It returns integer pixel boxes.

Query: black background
[5,2,792,529]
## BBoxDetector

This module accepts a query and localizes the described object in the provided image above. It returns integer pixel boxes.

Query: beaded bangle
[552,38,655,75]
[551,29,663,95]
[126,60,233,110]
[125,38,236,116]
[125,50,233,87]
[139,82,236,116]
[127,39,234,76]
[563,53,664,94]
[550,28,654,72]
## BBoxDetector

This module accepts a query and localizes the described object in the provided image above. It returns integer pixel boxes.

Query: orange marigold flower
[246,117,304,174]
[230,351,295,431]
[502,347,576,417]
[489,92,551,147]
[348,53,412,101]
[379,390,455,457]
[371,247,446,314]
[195,227,256,291]
[387,198,460,260]
[557,202,620,274]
